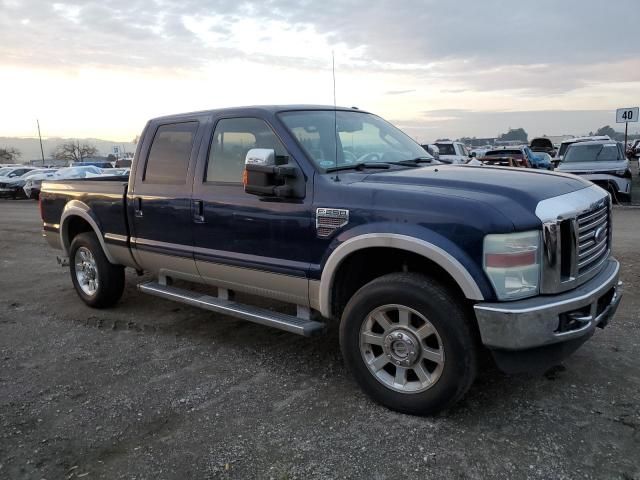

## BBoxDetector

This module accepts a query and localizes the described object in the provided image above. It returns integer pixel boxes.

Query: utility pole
[37,119,45,165]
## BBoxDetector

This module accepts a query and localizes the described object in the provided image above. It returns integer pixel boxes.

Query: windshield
[0,168,12,176]
[563,143,622,163]
[278,110,431,170]
[434,143,456,155]
[558,141,579,157]
[531,138,552,149]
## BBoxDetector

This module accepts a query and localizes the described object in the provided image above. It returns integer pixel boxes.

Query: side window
[206,118,287,183]
[144,121,198,184]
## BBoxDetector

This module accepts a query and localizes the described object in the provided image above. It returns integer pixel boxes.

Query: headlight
[483,231,541,300]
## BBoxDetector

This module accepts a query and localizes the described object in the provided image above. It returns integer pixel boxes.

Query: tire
[69,232,125,308]
[340,273,478,415]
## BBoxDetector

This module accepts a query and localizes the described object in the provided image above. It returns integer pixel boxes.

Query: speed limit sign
[616,107,639,123]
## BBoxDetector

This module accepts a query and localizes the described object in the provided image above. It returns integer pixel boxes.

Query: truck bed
[41,177,130,242]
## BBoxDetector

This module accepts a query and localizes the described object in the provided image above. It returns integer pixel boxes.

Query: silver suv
[556,140,632,202]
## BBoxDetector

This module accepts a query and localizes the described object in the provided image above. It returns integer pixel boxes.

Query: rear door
[128,118,207,281]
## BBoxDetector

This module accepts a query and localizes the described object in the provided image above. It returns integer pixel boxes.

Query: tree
[52,141,98,162]
[498,128,528,142]
[595,125,617,138]
[0,147,21,162]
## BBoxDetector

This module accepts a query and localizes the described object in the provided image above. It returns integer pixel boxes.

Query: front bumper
[474,258,622,351]
[584,174,630,194]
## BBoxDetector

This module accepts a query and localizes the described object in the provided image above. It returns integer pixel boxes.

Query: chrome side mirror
[245,148,275,167]
[243,148,302,198]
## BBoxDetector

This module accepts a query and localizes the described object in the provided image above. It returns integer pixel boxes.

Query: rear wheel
[340,273,478,415]
[69,232,125,308]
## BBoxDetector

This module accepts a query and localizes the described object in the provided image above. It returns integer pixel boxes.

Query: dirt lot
[0,199,639,480]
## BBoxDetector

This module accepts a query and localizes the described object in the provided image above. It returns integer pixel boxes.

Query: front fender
[316,222,492,318]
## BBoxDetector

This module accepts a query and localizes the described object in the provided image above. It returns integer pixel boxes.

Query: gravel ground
[1,197,639,480]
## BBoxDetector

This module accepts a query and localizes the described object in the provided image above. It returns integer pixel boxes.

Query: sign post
[616,107,639,152]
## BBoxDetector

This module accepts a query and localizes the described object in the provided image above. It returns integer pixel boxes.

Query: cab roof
[150,105,369,122]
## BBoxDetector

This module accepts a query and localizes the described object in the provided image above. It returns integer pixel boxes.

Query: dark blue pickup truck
[40,106,622,415]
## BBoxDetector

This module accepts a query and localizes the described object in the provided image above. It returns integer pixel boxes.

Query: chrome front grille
[576,203,609,275]
[539,189,611,295]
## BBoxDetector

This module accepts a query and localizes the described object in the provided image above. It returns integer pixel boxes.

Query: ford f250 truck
[40,106,622,415]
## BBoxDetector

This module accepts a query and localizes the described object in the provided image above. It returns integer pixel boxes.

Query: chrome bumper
[474,258,622,350]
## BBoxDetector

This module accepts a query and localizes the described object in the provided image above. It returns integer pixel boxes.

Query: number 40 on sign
[616,107,639,123]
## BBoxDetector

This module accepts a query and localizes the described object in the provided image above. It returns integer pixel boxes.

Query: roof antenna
[332,50,340,182]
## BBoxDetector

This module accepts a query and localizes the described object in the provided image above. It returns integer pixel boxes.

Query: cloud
[385,89,416,95]
[2,1,638,75]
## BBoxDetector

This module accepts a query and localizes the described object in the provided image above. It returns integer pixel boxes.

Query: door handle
[134,197,143,218]
[193,199,205,223]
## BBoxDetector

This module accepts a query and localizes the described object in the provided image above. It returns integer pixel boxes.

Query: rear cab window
[143,122,199,184]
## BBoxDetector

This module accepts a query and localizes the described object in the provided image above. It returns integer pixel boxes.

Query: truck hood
[360,165,593,227]
[556,160,628,173]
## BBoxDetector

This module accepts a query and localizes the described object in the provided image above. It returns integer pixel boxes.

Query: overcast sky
[1,0,639,142]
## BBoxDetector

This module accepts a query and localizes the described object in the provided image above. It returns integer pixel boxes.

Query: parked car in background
[420,144,440,160]
[470,147,489,159]
[433,141,470,164]
[554,136,611,167]
[0,167,42,198]
[530,137,556,157]
[114,158,132,168]
[51,166,104,179]
[0,166,37,180]
[531,152,553,170]
[481,147,533,167]
[628,139,640,159]
[71,161,113,169]
[556,140,632,202]
[479,157,528,167]
[23,170,59,199]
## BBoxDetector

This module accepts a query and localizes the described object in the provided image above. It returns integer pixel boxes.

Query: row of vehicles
[0,165,129,199]
[421,136,633,202]
[422,141,553,169]
[39,105,622,416]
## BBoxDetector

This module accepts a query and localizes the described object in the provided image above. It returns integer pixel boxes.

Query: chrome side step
[137,281,326,337]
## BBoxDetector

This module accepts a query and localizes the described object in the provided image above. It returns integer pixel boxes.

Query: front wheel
[340,273,478,415]
[69,232,125,308]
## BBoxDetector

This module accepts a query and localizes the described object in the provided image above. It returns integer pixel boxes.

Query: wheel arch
[316,233,485,319]
[60,201,117,264]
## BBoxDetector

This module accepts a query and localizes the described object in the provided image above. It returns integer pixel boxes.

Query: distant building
[28,158,68,167]
[465,138,497,147]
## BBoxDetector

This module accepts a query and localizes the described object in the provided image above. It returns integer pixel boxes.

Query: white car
[434,141,471,164]
[556,140,632,202]
[22,169,59,199]
[555,135,611,164]
[0,167,39,198]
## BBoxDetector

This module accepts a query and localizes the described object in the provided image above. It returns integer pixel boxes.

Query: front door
[191,116,314,306]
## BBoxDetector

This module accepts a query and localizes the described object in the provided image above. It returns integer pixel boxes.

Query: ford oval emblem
[594,226,607,244]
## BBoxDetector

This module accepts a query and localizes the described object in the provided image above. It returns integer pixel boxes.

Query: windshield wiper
[387,157,437,167]
[325,162,392,172]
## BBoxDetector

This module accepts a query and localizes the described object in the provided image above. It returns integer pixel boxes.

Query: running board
[137,281,326,337]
